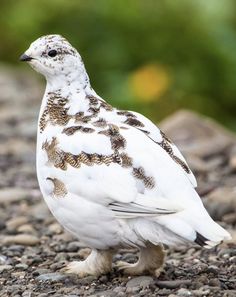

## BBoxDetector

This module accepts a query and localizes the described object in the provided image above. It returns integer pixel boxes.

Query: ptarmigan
[20,35,231,277]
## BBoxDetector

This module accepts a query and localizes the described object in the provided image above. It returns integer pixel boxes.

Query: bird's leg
[63,249,113,277]
[117,243,165,276]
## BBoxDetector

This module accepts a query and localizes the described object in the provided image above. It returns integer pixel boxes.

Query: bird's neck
[38,74,106,132]
[46,67,91,92]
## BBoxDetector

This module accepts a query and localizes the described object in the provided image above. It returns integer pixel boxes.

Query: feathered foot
[117,243,165,276]
[62,249,113,277]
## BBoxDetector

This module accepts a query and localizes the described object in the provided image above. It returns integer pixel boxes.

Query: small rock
[33,268,51,276]
[88,290,114,297]
[206,265,219,274]
[0,254,8,265]
[156,279,191,289]
[0,264,13,273]
[177,288,193,296]
[192,288,211,296]
[6,216,28,230]
[36,272,67,282]
[54,252,68,262]
[77,275,97,285]
[78,248,91,259]
[222,212,236,224]
[15,263,28,270]
[30,202,50,220]
[205,187,236,220]
[48,223,62,234]
[2,234,39,246]
[67,241,81,252]
[126,276,154,288]
[17,224,36,234]
[22,291,33,297]
[160,110,236,158]
[0,188,28,204]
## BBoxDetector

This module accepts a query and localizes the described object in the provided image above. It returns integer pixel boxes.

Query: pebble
[30,202,50,220]
[177,288,193,296]
[67,241,81,252]
[222,212,236,224]
[2,234,39,246]
[6,216,28,230]
[0,264,13,273]
[36,272,67,282]
[88,290,114,297]
[77,275,97,285]
[33,268,51,276]
[0,254,8,265]
[0,188,29,204]
[15,264,29,270]
[78,248,91,259]
[156,279,191,289]
[126,276,154,288]
[48,223,62,235]
[17,224,36,234]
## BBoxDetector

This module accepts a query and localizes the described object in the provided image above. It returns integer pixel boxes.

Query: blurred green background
[1,0,236,130]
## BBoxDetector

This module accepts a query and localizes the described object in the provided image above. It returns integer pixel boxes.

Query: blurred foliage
[1,0,236,129]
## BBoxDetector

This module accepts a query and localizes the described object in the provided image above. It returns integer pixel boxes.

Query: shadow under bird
[20,35,231,277]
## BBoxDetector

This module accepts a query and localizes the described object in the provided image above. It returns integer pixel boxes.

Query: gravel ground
[0,66,235,297]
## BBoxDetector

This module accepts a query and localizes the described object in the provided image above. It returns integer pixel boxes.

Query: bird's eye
[48,50,57,57]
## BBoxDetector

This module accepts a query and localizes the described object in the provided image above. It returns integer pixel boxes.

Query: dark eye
[48,50,57,57]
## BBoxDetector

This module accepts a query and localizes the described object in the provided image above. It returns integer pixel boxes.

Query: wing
[42,121,200,220]
[116,110,197,188]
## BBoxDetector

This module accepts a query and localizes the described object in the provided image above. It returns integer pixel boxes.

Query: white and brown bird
[20,35,231,277]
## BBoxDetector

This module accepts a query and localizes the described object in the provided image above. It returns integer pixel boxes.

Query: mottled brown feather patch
[132,167,155,189]
[39,91,71,132]
[172,155,191,174]
[42,137,67,170]
[92,118,108,128]
[47,177,68,198]
[42,137,122,170]
[75,112,94,123]
[62,125,95,136]
[117,111,137,118]
[120,153,133,168]
[160,139,190,174]
[99,124,126,150]
[43,138,154,190]
[124,117,145,128]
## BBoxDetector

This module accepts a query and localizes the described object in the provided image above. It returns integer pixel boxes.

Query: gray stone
[15,263,29,270]
[33,268,51,275]
[2,234,39,246]
[0,254,8,265]
[177,288,193,296]
[67,241,81,252]
[205,187,236,220]
[6,216,28,230]
[77,275,97,285]
[36,272,67,282]
[156,279,191,289]
[160,110,236,158]
[0,188,29,204]
[88,290,114,297]
[126,276,154,288]
[0,264,13,273]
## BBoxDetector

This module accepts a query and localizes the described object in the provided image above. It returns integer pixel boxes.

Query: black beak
[19,53,33,62]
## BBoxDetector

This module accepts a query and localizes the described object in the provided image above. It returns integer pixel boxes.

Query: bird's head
[20,34,88,86]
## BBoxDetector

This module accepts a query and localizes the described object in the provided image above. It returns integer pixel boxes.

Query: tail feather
[195,232,208,247]
[156,210,231,248]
